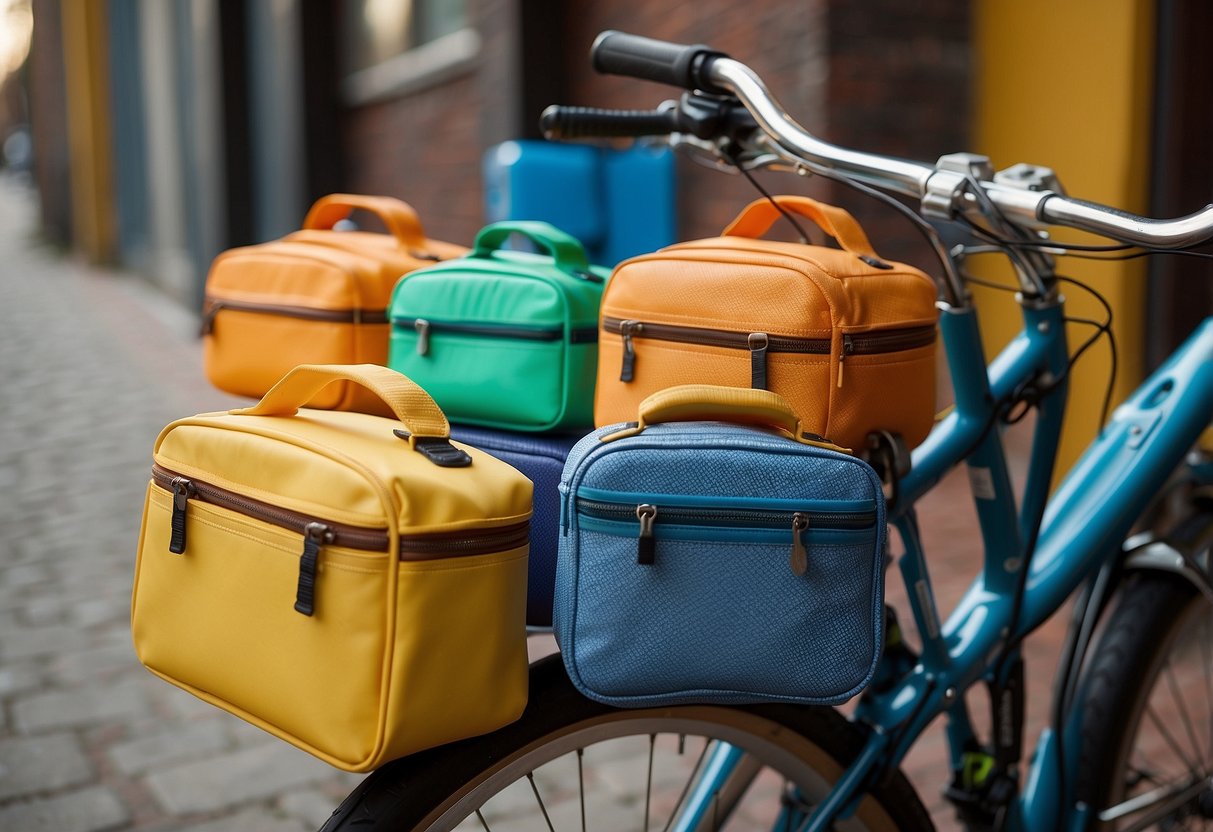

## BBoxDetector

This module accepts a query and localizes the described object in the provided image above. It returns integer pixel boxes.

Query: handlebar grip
[540,105,682,139]
[591,30,728,93]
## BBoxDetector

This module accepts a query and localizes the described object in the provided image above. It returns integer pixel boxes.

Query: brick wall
[825,0,972,268]
[561,0,832,244]
[339,0,521,247]
[342,72,485,246]
[561,0,971,271]
[339,0,971,269]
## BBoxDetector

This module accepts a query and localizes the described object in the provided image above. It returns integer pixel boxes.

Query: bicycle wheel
[1077,509,1213,830]
[320,655,933,831]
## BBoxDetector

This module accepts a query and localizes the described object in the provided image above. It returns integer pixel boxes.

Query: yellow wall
[61,0,116,263]
[973,0,1154,476]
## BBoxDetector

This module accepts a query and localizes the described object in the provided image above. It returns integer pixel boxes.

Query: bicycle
[321,31,1213,832]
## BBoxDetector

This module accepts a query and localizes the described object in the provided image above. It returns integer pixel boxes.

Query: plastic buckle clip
[394,430,473,468]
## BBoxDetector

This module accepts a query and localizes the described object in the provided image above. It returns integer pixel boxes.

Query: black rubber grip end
[540,105,681,140]
[591,30,726,92]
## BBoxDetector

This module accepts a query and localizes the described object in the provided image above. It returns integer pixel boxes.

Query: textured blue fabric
[450,425,584,626]
[553,421,886,707]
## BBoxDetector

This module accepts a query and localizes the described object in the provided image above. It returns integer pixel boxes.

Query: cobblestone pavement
[0,176,1074,831]
[0,179,362,831]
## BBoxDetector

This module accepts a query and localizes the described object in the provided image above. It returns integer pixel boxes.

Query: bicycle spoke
[1147,704,1202,773]
[1099,772,1209,831]
[660,738,712,832]
[527,772,556,832]
[1163,657,1206,775]
[578,748,586,832]
[475,809,492,831]
[1203,615,1213,766]
[644,733,655,832]
[712,788,720,832]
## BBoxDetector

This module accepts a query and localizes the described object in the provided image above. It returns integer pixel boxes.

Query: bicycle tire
[1076,509,1213,830]
[319,655,934,831]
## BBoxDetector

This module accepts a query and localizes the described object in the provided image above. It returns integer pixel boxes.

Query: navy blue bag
[449,425,582,627]
[553,385,885,707]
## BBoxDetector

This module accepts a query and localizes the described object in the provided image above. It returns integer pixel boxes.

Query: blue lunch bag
[448,425,582,628]
[553,385,886,707]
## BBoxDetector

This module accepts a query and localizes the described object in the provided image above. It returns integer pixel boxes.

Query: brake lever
[669,133,785,174]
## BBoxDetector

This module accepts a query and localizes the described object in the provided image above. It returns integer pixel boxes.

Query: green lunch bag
[388,221,609,431]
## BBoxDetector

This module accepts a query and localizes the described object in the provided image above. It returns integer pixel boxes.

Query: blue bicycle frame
[672,292,1213,832]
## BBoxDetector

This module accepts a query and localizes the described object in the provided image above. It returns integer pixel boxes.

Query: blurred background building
[18,0,977,302]
[6,0,1212,470]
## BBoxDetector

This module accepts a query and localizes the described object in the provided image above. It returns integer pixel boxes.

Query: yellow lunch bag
[131,364,532,772]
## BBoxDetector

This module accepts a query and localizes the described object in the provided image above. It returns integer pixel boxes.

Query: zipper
[295,522,333,616]
[151,465,530,615]
[152,464,529,556]
[576,499,875,573]
[393,317,598,357]
[604,316,833,354]
[201,298,388,335]
[168,477,194,554]
[838,334,854,388]
[635,504,657,565]
[790,512,809,576]
[577,499,876,529]
[619,320,642,381]
[154,464,387,550]
[748,332,769,389]
[602,317,935,389]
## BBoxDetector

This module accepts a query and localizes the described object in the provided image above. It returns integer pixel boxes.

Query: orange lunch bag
[202,194,467,414]
[594,196,939,450]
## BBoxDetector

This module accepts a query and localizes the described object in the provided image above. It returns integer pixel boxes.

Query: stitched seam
[397,550,528,574]
[838,351,935,367]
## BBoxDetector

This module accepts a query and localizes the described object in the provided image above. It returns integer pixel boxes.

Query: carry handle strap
[471,221,591,275]
[600,384,849,452]
[302,194,427,251]
[232,364,451,444]
[721,195,879,259]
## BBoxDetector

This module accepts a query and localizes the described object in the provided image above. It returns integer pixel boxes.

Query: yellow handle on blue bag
[602,384,850,452]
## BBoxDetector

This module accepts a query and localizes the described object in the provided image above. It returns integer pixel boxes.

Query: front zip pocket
[601,316,935,388]
[201,298,389,336]
[151,465,529,616]
[392,317,598,357]
[575,497,876,575]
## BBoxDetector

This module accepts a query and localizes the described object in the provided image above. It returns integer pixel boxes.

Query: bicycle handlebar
[1036,197,1213,248]
[590,32,1213,250]
[591,31,728,94]
[540,105,681,140]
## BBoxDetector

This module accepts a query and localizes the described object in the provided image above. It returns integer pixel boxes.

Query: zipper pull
[636,504,657,565]
[199,303,221,337]
[415,319,431,356]
[790,512,809,576]
[168,477,194,554]
[295,522,334,617]
[619,320,641,382]
[837,334,854,388]
[570,268,605,284]
[748,332,769,389]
